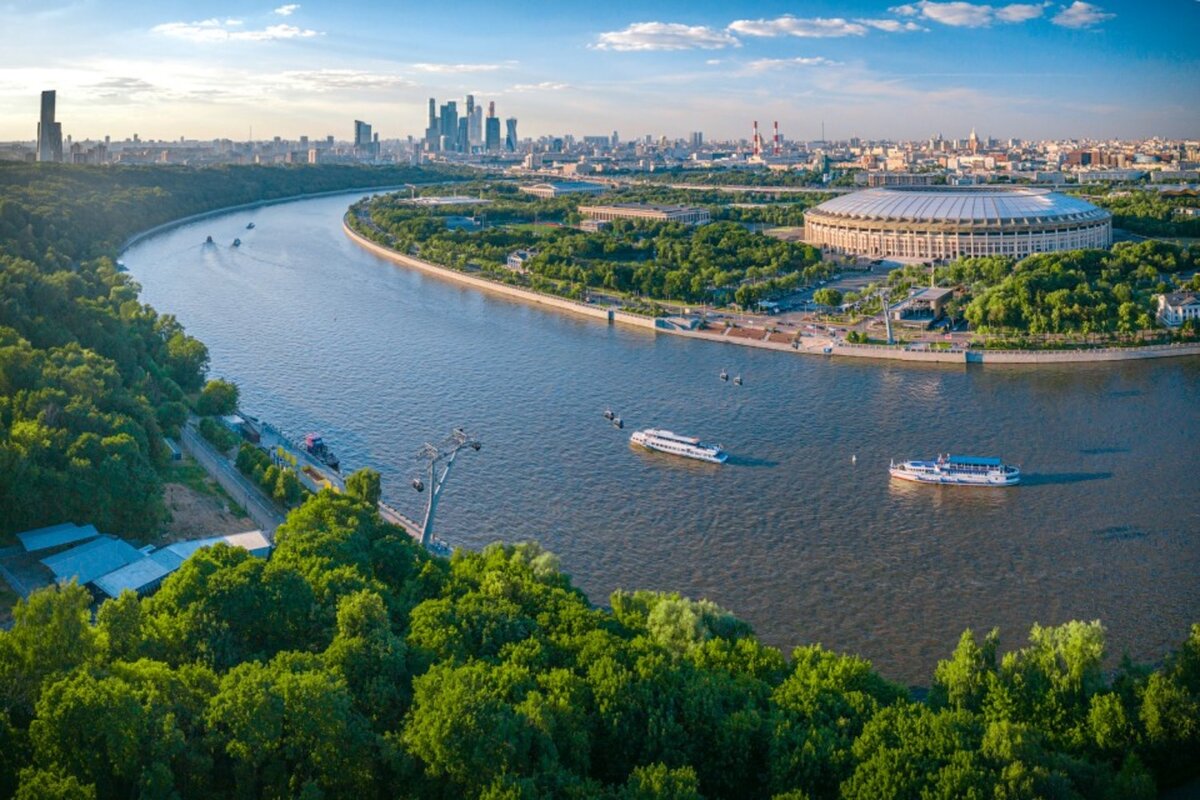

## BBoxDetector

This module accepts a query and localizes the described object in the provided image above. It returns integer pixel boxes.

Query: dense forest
[0,489,1197,798]
[1074,190,1200,239]
[355,184,826,307]
[0,162,467,535]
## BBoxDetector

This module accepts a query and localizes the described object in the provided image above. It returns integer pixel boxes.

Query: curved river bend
[125,193,1200,684]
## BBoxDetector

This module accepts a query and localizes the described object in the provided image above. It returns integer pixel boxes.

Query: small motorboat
[603,408,615,421]
[612,417,624,429]
[232,238,241,247]
[719,370,728,382]
[733,375,743,385]
[246,222,256,229]
[205,235,214,244]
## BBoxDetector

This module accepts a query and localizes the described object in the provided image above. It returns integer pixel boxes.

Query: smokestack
[752,120,761,157]
[773,121,780,156]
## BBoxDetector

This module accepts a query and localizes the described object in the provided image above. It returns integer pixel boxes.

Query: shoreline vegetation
[345,188,1200,365]
[2,164,1198,798]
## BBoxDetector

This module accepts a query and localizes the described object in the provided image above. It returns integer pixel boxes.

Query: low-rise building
[1157,291,1200,327]
[518,181,606,199]
[506,249,538,273]
[579,203,710,226]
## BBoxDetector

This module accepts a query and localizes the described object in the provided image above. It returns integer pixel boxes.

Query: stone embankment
[344,219,1200,367]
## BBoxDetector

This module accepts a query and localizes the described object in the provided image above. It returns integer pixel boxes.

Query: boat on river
[889,454,1020,486]
[631,429,726,463]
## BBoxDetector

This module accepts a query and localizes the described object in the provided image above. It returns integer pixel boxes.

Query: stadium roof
[40,536,142,585]
[16,522,99,553]
[808,187,1109,226]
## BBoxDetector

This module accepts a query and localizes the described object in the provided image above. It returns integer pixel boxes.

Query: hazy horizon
[2,0,1197,143]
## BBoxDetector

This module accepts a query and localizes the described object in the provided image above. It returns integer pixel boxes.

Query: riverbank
[343,219,1200,366]
[120,182,457,253]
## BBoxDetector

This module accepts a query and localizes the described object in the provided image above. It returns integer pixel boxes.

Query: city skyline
[0,0,1197,142]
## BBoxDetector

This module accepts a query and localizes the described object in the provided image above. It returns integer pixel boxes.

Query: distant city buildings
[424,94,516,154]
[36,90,62,162]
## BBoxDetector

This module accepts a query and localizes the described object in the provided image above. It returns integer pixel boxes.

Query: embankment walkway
[343,220,1200,366]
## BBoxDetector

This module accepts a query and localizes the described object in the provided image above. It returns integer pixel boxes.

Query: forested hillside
[1,165,1197,799]
[0,163,464,535]
[0,489,1197,798]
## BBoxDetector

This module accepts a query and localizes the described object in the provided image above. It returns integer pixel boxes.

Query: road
[180,424,285,537]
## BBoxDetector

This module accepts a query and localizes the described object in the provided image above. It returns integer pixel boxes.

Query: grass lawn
[505,222,562,234]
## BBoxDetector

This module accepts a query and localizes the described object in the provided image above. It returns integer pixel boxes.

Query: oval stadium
[803,186,1112,261]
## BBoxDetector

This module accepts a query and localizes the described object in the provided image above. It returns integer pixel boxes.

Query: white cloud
[509,81,569,92]
[745,56,842,72]
[594,22,740,51]
[856,18,927,32]
[888,1,1052,27]
[410,62,507,73]
[276,70,412,92]
[1051,1,1115,27]
[728,16,867,38]
[151,18,320,42]
[273,4,300,15]
[996,3,1047,22]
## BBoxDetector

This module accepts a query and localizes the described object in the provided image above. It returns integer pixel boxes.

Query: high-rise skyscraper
[485,101,500,152]
[36,90,63,163]
[505,117,518,152]
[354,120,377,157]
[439,101,458,151]
[425,97,439,151]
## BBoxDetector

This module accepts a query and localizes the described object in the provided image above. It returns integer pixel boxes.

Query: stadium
[803,186,1112,261]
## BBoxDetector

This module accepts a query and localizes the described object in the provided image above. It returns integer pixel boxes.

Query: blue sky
[0,0,1196,142]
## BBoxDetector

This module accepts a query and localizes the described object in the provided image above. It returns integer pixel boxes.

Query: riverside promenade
[343,220,1200,367]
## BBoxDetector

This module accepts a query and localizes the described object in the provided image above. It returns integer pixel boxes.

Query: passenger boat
[631,429,727,464]
[889,454,1020,486]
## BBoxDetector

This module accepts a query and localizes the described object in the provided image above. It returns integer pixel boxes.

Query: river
[123,191,1200,684]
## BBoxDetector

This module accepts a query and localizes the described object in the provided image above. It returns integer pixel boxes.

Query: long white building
[804,186,1112,261]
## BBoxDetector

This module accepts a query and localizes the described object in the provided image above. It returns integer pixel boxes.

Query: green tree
[345,467,382,506]
[812,287,843,307]
[195,378,239,416]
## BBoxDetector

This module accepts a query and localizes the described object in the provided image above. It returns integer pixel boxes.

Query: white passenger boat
[631,429,727,464]
[889,454,1020,486]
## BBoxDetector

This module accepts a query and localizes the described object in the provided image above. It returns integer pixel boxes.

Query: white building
[579,203,710,226]
[1157,292,1200,327]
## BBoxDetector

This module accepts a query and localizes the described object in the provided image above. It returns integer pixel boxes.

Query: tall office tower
[439,102,458,150]
[354,120,372,149]
[465,95,475,119]
[690,131,703,149]
[612,131,619,148]
[36,90,63,163]
[485,116,501,152]
[425,97,440,151]
[505,118,518,152]
[468,106,483,148]
[457,118,469,154]
[485,101,500,152]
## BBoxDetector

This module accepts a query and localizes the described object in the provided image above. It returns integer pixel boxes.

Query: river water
[124,192,1200,684]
